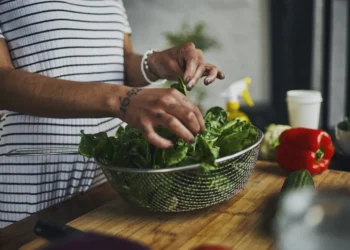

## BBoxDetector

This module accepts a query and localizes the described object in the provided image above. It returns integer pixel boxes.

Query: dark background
[242,0,350,170]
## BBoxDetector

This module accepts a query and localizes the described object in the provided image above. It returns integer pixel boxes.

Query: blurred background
[124,0,349,134]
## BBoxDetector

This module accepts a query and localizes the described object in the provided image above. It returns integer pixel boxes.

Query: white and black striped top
[0,0,131,228]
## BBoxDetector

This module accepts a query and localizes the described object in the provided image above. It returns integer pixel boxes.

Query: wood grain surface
[0,182,117,250]
[19,161,350,250]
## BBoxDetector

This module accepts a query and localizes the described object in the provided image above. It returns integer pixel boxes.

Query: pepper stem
[316,148,324,161]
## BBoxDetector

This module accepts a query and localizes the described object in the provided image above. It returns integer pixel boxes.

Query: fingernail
[188,79,195,88]
[205,79,212,85]
[167,144,174,149]
[221,73,225,79]
[185,76,191,83]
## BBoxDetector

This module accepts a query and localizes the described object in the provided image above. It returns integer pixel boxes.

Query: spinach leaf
[165,145,189,167]
[171,76,187,95]
[204,106,227,130]
[215,121,258,156]
[79,131,108,157]
[78,77,260,210]
[195,135,219,171]
[93,137,114,165]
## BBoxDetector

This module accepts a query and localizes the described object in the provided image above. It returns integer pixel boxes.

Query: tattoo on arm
[119,88,142,114]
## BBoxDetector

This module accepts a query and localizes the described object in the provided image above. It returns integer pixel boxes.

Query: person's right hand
[118,87,205,148]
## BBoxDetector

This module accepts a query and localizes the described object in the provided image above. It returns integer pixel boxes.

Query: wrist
[147,51,162,80]
[104,84,132,118]
[141,50,167,86]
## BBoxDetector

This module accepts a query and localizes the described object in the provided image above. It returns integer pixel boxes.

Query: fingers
[165,101,202,135]
[142,122,174,148]
[178,95,205,132]
[145,97,203,147]
[217,71,225,79]
[167,89,204,134]
[180,43,225,89]
[187,64,205,89]
[180,43,224,88]
[157,112,195,143]
[182,43,201,85]
[135,88,205,148]
[191,104,205,132]
[204,65,218,85]
[204,63,225,85]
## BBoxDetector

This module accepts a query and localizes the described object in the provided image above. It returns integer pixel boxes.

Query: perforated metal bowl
[98,128,264,212]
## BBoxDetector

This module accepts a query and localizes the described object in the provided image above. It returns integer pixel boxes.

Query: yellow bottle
[223,77,254,122]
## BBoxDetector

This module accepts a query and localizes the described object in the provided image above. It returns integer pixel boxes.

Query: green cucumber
[281,169,315,193]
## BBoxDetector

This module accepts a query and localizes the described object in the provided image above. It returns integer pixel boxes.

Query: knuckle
[210,66,218,72]
[144,131,154,141]
[159,95,170,105]
[169,88,177,95]
[198,64,205,72]
[167,60,178,70]
[185,112,196,121]
[165,117,177,127]
[196,48,204,56]
[147,98,158,107]
[186,56,197,64]
[183,42,195,50]
[193,106,201,115]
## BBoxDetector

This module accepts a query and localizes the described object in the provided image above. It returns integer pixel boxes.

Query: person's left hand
[148,42,225,89]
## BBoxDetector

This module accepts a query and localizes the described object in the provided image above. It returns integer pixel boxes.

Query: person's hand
[118,87,204,148]
[148,42,225,89]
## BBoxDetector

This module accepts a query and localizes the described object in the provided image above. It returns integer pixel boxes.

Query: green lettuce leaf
[78,77,260,210]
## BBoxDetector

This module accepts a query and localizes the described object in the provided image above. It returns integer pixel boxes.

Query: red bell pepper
[275,128,335,175]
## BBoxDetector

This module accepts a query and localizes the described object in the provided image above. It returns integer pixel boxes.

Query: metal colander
[6,128,263,212]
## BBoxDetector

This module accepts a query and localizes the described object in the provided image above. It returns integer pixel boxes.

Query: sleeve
[119,0,132,34]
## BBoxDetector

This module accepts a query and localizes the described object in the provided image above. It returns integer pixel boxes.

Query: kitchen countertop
[0,182,117,250]
[1,161,349,250]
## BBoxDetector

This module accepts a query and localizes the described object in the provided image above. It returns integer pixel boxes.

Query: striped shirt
[0,0,131,228]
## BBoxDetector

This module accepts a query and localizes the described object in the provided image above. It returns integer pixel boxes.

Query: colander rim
[97,126,264,174]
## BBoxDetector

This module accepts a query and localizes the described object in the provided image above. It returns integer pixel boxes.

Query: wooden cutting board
[20,162,350,250]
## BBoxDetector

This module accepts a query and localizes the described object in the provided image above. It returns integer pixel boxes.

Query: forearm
[0,68,131,119]
[124,53,149,87]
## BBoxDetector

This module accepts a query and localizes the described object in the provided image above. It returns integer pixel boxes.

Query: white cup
[286,90,323,129]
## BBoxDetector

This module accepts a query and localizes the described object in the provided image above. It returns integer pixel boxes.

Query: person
[0,0,224,228]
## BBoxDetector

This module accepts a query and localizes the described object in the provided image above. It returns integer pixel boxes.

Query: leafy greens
[79,77,258,171]
[78,77,259,211]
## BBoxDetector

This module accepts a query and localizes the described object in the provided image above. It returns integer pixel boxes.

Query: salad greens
[78,77,259,211]
[79,77,258,171]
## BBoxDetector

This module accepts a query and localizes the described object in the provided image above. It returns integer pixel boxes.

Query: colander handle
[5,147,79,157]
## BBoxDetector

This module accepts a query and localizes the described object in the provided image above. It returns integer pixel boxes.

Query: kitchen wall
[123,0,271,110]
[124,0,348,127]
